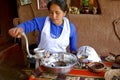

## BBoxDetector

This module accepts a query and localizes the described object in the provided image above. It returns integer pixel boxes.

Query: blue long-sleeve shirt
[18,16,77,52]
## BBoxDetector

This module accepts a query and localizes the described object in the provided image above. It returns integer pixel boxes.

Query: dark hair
[47,0,69,14]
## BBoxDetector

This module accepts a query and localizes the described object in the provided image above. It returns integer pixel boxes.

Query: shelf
[68,0,101,15]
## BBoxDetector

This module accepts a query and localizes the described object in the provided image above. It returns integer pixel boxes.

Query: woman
[8,0,77,54]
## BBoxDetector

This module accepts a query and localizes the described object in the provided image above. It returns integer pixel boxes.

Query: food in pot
[90,62,104,69]
[53,61,67,66]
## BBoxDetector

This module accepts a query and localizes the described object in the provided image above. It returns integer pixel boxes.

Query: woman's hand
[8,27,23,38]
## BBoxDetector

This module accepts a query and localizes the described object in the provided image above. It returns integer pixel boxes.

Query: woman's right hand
[8,27,23,38]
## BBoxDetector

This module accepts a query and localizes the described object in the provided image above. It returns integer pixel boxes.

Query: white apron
[38,16,70,53]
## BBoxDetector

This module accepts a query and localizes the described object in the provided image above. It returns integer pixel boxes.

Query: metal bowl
[40,52,77,74]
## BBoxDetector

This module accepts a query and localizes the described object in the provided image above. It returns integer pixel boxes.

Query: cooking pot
[21,32,78,74]
[40,52,78,74]
[87,62,105,73]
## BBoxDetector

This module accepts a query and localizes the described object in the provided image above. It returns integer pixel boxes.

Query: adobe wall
[69,0,120,56]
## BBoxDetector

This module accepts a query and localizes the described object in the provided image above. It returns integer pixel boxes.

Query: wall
[69,0,120,56]
[0,0,18,41]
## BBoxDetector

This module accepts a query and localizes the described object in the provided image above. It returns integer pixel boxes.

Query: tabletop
[24,61,113,80]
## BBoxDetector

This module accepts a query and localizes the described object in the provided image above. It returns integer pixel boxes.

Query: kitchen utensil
[40,52,78,74]
[21,32,78,74]
[22,32,33,58]
[87,62,105,73]
[22,32,46,59]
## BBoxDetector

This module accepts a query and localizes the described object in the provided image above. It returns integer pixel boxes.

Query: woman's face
[49,4,67,26]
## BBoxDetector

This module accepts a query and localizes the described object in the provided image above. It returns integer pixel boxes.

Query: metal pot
[40,52,77,74]
[22,32,78,74]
